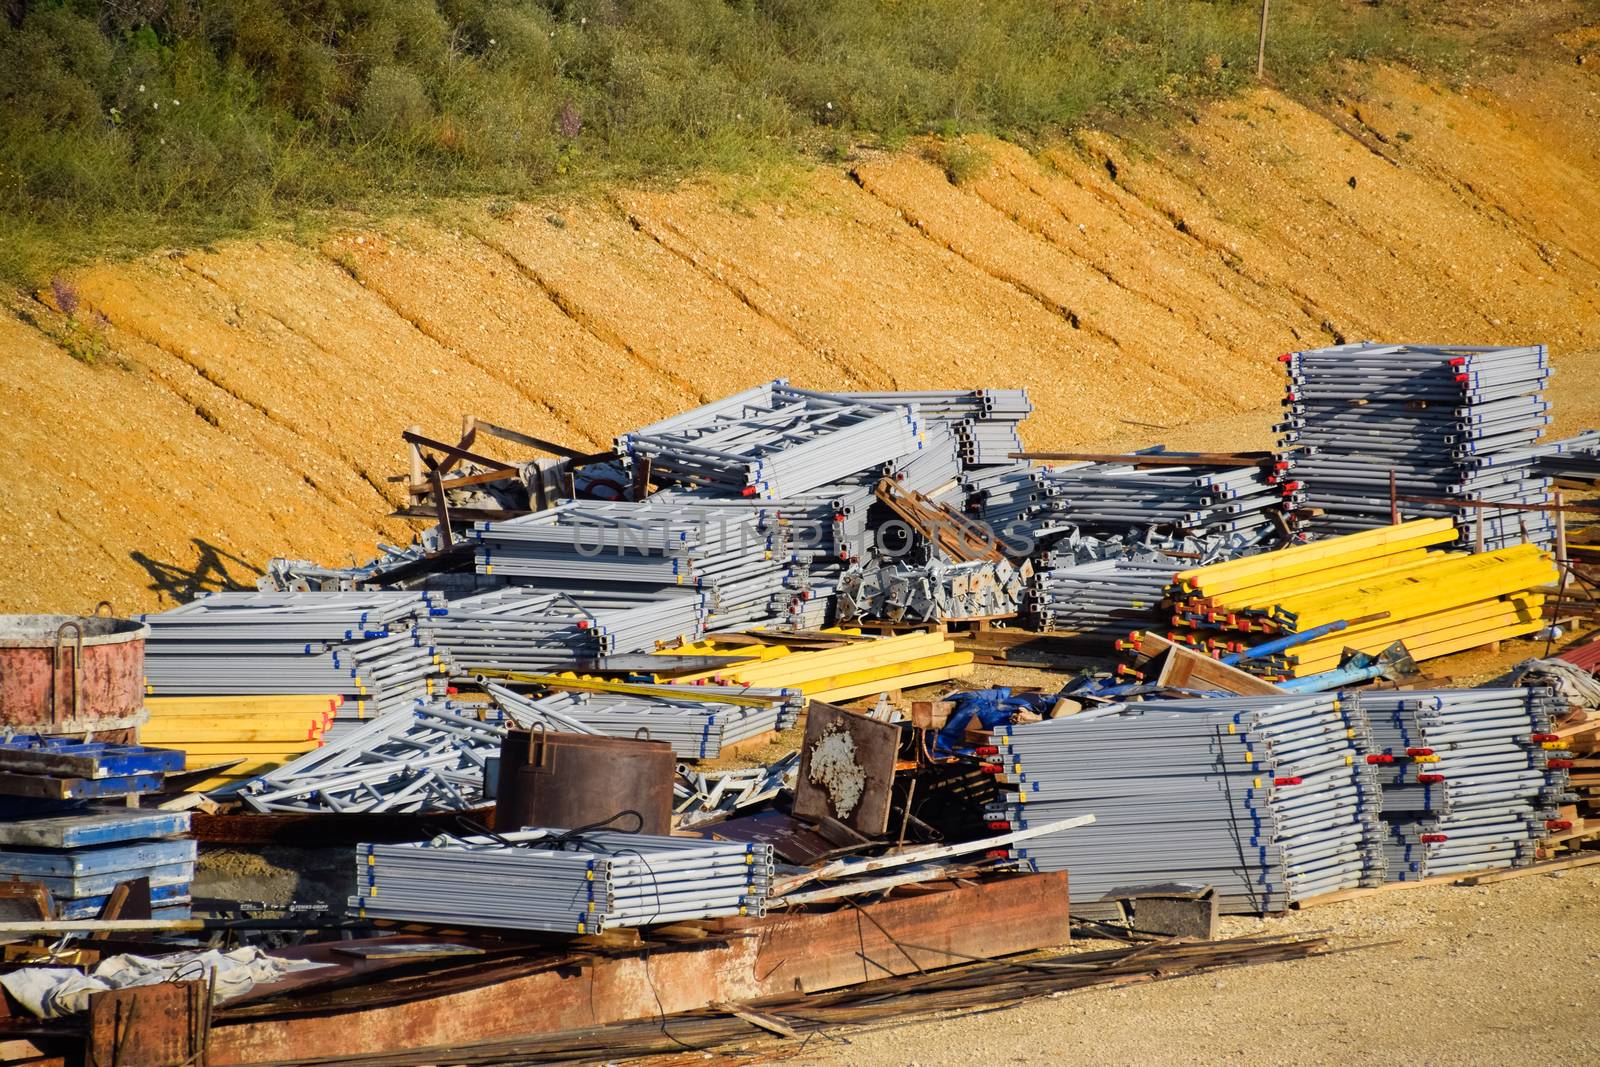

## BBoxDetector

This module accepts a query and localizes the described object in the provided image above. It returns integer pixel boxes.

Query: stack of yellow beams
[140,695,340,791]
[662,631,973,703]
[1170,520,1557,679]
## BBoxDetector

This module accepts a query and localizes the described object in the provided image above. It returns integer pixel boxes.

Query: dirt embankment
[4,40,1599,615]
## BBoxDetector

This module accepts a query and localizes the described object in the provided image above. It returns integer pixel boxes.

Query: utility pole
[1257,0,1270,78]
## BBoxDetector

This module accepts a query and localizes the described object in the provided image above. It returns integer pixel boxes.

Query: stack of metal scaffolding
[1027,457,1279,537]
[843,389,1033,467]
[431,586,706,668]
[837,557,1025,622]
[1355,687,1573,880]
[618,381,923,498]
[485,686,801,759]
[232,698,507,811]
[470,499,819,633]
[1026,528,1272,638]
[987,694,1385,914]
[674,754,799,828]
[141,591,448,732]
[1027,559,1177,638]
[350,829,774,933]
[1531,429,1600,482]
[961,462,1042,537]
[1277,343,1554,549]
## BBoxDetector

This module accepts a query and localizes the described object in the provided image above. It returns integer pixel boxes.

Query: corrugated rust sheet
[205,872,1068,1065]
[1558,638,1600,672]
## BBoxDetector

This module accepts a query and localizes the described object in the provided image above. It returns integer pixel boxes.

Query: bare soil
[796,866,1600,1067]
[5,22,1600,615]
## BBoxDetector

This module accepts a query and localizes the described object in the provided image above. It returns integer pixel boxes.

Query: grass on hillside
[0,0,1449,288]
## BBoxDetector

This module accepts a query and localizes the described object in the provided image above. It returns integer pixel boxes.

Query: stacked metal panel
[1355,688,1572,880]
[1531,429,1600,482]
[987,695,1385,914]
[0,810,195,921]
[486,688,800,759]
[431,586,706,669]
[233,698,507,811]
[1025,529,1272,639]
[1026,458,1279,536]
[843,389,1033,466]
[1277,343,1554,549]
[349,829,774,933]
[1027,559,1177,637]
[141,592,447,731]
[964,463,1060,540]
[471,499,827,633]
[618,380,923,498]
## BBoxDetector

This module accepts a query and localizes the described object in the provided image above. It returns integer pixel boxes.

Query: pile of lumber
[140,695,340,791]
[1161,520,1556,680]
[665,630,973,703]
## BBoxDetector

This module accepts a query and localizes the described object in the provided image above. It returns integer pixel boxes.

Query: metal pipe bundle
[233,698,507,811]
[349,829,774,933]
[1276,343,1555,549]
[987,694,1385,914]
[1353,687,1573,880]
[618,380,923,498]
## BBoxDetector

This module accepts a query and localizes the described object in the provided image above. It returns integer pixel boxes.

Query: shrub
[0,0,1443,287]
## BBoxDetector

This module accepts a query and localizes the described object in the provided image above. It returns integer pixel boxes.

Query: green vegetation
[0,1,1443,286]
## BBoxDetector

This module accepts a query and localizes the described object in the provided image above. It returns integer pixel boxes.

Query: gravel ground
[795,866,1600,1066]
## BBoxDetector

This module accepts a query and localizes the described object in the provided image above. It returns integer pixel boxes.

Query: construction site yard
[4,3,1600,1065]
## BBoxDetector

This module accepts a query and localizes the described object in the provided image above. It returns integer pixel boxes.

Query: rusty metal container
[496,729,675,835]
[0,614,150,737]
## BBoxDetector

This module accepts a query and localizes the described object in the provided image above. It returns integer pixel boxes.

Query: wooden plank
[1136,633,1286,696]
[1458,851,1600,885]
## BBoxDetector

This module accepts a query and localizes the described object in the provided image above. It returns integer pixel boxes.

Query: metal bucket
[496,730,675,836]
[0,614,150,736]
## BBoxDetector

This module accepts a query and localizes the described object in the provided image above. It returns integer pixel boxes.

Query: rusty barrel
[496,729,675,836]
[0,614,150,738]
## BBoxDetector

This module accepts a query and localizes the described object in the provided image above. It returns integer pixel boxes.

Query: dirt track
[797,866,1600,1067]
[4,17,1600,615]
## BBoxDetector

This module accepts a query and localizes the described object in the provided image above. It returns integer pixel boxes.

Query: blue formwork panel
[0,838,196,879]
[30,860,195,900]
[57,885,192,920]
[0,808,191,849]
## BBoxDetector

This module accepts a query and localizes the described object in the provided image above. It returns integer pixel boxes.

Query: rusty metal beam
[204,873,1069,1065]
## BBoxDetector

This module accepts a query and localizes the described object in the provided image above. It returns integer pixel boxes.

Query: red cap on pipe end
[1417,773,1445,784]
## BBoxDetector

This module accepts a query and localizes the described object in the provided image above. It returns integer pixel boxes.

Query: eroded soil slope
[4,46,1599,614]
